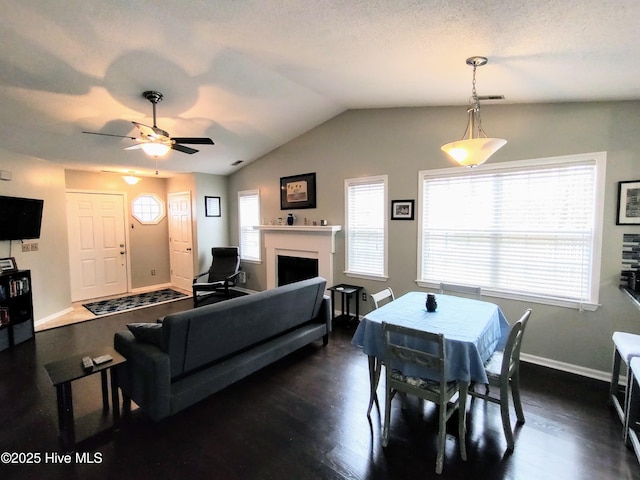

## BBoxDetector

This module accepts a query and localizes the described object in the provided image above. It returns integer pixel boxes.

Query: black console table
[328,283,363,326]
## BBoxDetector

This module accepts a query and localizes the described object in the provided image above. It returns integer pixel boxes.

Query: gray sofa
[114,277,331,421]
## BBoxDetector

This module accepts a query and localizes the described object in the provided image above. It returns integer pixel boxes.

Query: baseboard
[131,283,174,294]
[521,353,611,383]
[34,307,74,328]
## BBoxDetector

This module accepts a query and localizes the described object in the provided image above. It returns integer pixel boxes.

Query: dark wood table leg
[100,370,109,413]
[58,381,75,451]
[111,367,120,428]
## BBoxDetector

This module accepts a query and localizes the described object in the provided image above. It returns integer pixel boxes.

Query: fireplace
[256,225,342,290]
[277,255,319,286]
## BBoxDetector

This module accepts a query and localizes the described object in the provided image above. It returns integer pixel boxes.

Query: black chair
[192,247,241,307]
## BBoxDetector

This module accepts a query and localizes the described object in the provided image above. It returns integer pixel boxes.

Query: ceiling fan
[82,90,214,157]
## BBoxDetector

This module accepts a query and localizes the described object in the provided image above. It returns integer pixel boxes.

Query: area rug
[83,288,188,316]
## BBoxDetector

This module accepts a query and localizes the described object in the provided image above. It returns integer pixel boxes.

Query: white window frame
[238,189,261,263]
[344,175,388,281]
[417,152,606,311]
[131,193,165,225]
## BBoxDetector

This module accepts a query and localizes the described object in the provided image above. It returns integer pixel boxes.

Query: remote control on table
[92,354,113,365]
[81,356,93,370]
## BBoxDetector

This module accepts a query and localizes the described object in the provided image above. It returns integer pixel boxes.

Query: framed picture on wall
[391,200,415,220]
[0,257,17,273]
[205,196,221,217]
[280,172,316,209]
[617,180,640,225]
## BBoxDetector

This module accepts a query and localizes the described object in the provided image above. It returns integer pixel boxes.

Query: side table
[44,346,126,451]
[328,283,363,326]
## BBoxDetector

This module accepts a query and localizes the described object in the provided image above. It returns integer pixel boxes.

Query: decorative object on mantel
[280,172,317,210]
[617,180,640,225]
[391,199,415,220]
[441,56,506,167]
[205,196,221,217]
[287,213,295,225]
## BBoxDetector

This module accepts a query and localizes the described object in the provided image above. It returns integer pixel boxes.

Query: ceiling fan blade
[124,144,144,151]
[171,137,214,145]
[82,131,137,140]
[171,143,199,154]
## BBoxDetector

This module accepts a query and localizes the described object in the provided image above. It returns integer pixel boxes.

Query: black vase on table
[426,293,437,312]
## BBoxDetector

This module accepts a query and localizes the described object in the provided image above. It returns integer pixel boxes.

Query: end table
[328,283,363,326]
[44,346,126,451]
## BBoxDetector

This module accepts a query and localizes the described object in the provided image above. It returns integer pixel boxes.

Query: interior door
[168,192,194,291]
[66,192,128,302]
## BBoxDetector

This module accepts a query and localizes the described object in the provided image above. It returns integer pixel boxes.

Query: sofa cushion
[127,323,163,348]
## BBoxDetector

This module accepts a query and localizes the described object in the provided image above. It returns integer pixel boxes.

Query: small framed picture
[617,180,640,225]
[0,257,17,273]
[205,196,221,217]
[391,200,415,220]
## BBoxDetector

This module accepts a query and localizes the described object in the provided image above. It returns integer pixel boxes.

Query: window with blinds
[238,189,261,262]
[418,153,606,309]
[345,175,388,279]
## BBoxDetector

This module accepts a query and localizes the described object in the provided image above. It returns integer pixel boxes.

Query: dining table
[351,291,510,416]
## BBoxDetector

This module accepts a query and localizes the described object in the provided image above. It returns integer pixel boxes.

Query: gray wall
[0,150,72,321]
[228,101,640,377]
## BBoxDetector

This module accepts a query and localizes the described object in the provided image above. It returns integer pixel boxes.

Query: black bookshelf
[0,269,34,351]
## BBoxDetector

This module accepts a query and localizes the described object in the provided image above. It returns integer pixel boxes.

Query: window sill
[415,280,599,311]
[241,259,261,265]
[345,271,388,282]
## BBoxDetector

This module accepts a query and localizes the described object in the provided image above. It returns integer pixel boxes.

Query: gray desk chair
[371,287,394,309]
[439,282,482,298]
[381,322,467,475]
[468,308,532,452]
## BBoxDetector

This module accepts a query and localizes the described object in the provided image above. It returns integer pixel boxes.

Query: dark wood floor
[1,299,638,479]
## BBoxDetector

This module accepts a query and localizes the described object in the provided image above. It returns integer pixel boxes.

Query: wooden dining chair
[439,282,482,298]
[468,308,532,452]
[371,287,394,309]
[381,322,466,475]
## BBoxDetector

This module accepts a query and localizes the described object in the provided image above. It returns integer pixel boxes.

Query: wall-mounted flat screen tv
[0,195,44,240]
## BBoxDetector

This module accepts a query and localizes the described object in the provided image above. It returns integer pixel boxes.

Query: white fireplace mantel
[255,225,342,289]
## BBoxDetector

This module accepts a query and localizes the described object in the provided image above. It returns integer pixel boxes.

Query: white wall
[0,149,72,321]
[228,101,640,376]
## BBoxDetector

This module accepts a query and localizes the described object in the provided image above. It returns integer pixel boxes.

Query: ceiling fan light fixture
[441,56,506,167]
[140,142,170,158]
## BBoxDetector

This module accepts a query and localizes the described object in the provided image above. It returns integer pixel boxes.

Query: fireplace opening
[277,255,319,286]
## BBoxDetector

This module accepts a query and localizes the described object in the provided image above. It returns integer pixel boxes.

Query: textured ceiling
[1,0,638,176]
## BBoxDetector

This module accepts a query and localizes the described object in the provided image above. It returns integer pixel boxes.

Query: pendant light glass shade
[122,175,141,185]
[441,57,506,167]
[441,137,507,167]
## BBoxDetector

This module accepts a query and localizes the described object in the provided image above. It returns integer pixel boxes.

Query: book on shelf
[8,278,29,297]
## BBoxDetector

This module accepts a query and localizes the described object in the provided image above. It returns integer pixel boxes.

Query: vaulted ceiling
[1,1,638,177]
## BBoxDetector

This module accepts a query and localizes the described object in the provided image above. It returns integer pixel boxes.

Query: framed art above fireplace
[280,172,316,210]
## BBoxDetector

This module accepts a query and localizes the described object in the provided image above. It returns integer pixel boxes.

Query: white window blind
[238,190,260,262]
[419,154,605,307]
[345,175,387,278]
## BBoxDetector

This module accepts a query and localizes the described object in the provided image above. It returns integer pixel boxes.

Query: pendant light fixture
[122,172,141,185]
[441,56,506,167]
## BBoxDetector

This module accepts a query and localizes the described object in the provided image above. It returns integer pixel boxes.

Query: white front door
[66,192,128,302]
[168,192,194,291]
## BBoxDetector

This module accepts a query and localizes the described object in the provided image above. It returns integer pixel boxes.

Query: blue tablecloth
[351,292,510,383]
